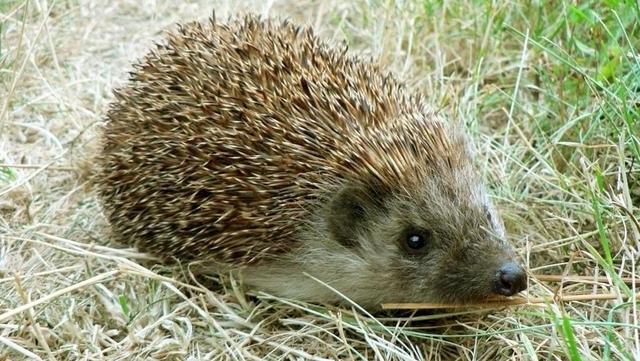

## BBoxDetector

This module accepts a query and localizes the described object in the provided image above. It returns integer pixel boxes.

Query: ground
[1,0,639,360]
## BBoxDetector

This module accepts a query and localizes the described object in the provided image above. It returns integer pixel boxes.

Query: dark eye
[406,231,431,251]
[407,234,425,249]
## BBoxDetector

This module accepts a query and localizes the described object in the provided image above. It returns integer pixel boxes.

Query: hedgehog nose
[494,262,527,296]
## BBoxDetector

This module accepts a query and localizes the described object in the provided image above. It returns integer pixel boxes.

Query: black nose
[494,262,527,296]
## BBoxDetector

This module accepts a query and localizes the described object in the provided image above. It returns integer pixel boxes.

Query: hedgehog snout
[493,261,527,296]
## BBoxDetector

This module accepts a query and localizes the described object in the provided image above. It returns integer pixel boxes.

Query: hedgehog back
[99,16,440,264]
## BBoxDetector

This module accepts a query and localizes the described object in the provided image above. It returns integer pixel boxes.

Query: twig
[0,270,119,322]
[533,274,640,284]
[0,163,75,172]
[13,274,55,361]
[35,232,157,260]
[0,335,43,361]
[0,264,82,283]
[381,293,638,310]
[0,154,68,197]
[228,329,333,361]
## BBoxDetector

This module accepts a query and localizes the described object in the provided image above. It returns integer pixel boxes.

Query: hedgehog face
[390,175,527,304]
[321,172,527,307]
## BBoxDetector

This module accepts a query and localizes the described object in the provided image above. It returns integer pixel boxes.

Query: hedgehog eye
[407,234,425,249]
[405,230,432,252]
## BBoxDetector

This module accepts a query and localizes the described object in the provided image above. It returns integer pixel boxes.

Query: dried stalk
[533,274,640,284]
[382,292,639,310]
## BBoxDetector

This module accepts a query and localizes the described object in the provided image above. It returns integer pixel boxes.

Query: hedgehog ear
[326,184,382,248]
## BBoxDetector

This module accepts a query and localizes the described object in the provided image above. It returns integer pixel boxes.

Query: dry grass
[1,0,639,359]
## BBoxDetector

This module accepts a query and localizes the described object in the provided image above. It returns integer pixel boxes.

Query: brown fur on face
[98,14,525,309]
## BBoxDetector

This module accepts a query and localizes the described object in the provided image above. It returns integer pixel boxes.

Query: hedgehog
[97,14,527,309]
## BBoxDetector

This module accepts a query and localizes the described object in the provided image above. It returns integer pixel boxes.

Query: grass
[1,0,639,359]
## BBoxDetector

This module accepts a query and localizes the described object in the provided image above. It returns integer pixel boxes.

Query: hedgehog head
[243,116,526,308]
[318,117,526,307]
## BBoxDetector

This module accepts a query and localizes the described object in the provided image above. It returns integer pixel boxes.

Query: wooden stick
[532,274,640,284]
[381,292,639,310]
[0,163,74,171]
